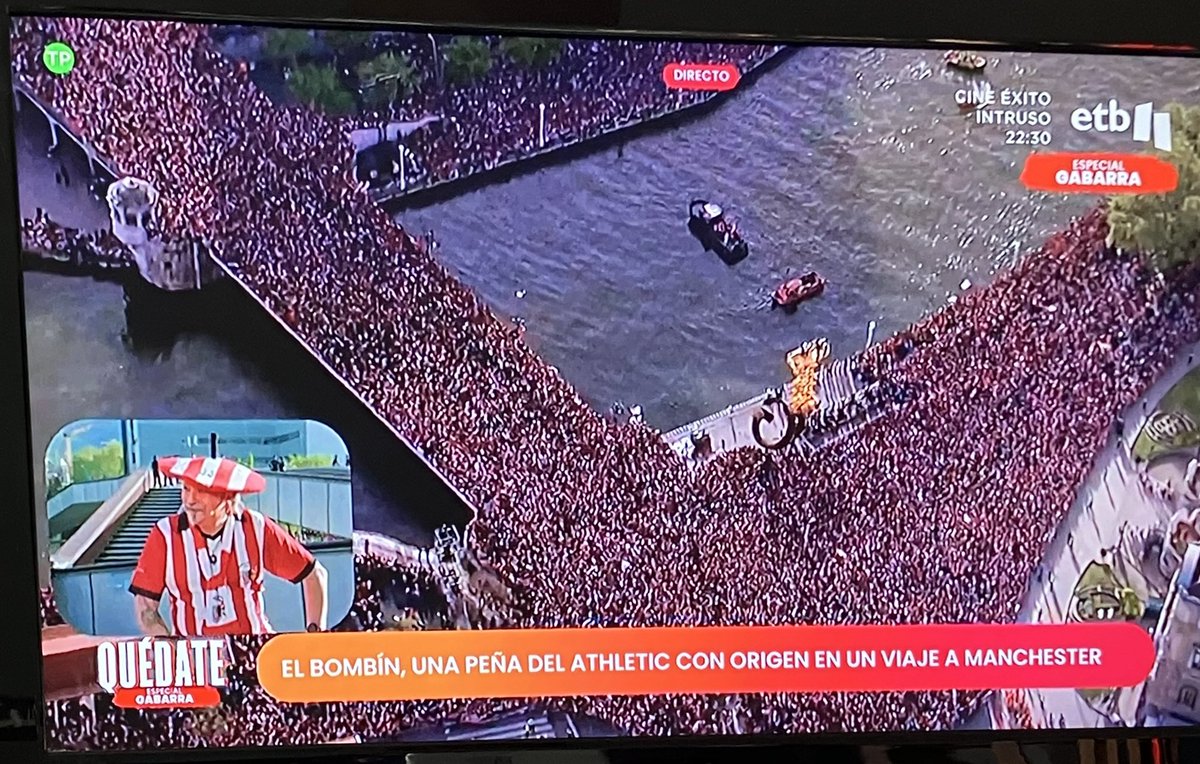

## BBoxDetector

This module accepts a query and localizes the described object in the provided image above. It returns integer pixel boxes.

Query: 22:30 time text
[1005,130,1052,146]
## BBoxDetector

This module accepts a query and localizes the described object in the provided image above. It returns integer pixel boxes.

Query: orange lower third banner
[255,623,1155,703]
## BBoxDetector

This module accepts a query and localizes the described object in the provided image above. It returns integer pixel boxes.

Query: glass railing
[46,476,129,520]
[241,472,353,539]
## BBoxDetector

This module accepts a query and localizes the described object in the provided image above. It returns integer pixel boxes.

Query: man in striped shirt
[128,456,329,636]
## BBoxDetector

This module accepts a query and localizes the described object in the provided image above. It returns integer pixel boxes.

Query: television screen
[8,12,1200,754]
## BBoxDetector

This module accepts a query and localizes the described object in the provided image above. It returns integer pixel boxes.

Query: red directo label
[1020,152,1179,194]
[662,63,741,91]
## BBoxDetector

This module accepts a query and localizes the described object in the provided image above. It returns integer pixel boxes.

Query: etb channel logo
[1070,100,1172,151]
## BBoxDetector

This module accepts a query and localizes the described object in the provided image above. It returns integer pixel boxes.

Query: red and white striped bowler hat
[158,456,267,494]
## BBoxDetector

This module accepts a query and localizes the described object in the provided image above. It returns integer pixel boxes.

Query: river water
[397,45,1200,430]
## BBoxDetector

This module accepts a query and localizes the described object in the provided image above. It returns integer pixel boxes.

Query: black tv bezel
[3,4,1200,761]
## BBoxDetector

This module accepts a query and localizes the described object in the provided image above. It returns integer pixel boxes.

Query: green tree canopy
[286,453,337,469]
[228,453,257,468]
[444,36,493,86]
[356,50,422,112]
[500,37,566,69]
[1108,102,1200,271]
[263,28,314,68]
[323,29,374,60]
[288,63,356,115]
[72,441,126,483]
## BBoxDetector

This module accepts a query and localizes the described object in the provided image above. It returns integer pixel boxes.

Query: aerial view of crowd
[346,550,451,631]
[13,15,1200,748]
[338,34,781,190]
[20,208,133,272]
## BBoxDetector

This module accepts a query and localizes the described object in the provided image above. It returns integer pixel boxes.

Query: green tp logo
[42,42,76,75]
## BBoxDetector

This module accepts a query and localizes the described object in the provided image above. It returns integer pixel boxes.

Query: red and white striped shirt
[129,505,315,636]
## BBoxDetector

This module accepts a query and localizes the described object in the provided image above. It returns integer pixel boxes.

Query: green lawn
[1134,366,1200,461]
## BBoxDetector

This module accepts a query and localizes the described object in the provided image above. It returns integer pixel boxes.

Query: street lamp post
[427,34,441,84]
[539,103,546,148]
[192,241,202,291]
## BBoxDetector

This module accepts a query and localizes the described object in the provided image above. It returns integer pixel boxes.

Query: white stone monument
[105,176,157,247]
[106,177,210,291]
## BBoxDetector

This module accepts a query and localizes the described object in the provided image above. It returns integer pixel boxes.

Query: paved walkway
[1015,340,1200,730]
[662,390,775,459]
[661,356,862,461]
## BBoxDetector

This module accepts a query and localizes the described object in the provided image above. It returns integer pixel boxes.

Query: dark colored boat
[773,272,825,308]
[688,199,749,265]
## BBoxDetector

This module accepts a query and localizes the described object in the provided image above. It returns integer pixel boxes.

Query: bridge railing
[354,531,435,571]
[47,476,129,521]
[13,83,118,178]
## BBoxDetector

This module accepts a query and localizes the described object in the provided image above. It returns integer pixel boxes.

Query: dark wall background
[0,1,1196,761]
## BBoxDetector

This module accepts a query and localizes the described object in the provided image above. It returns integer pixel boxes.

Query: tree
[323,29,374,67]
[1108,102,1200,271]
[500,37,565,69]
[286,453,336,469]
[71,441,126,483]
[262,28,314,69]
[443,36,493,86]
[356,51,422,113]
[288,63,357,115]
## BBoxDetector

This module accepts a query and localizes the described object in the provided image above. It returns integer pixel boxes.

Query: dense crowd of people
[346,550,450,631]
[20,208,132,271]
[1003,691,1036,730]
[14,15,1200,748]
[38,588,64,627]
[42,552,509,751]
[321,32,781,190]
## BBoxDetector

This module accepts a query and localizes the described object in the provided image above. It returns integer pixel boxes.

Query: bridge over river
[13,78,873,512]
[14,89,483,583]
